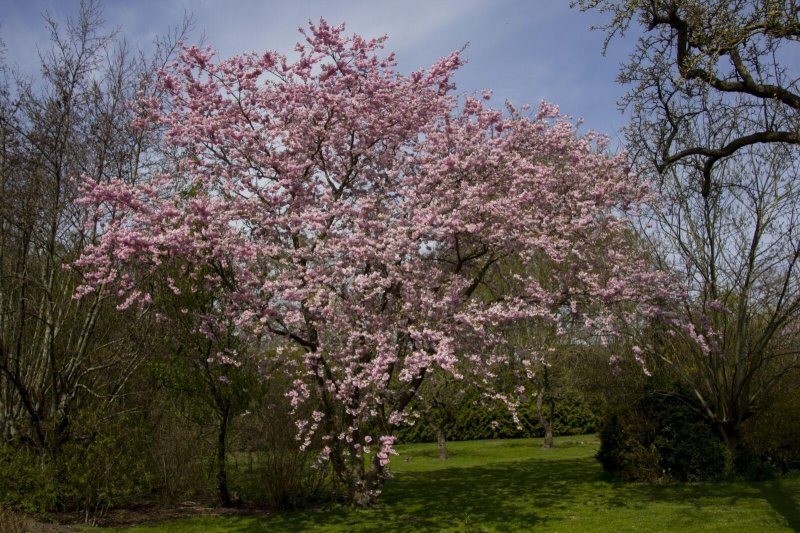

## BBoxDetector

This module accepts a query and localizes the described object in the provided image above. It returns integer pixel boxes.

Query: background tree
[0,1,194,514]
[508,326,570,450]
[0,0,145,452]
[412,368,473,460]
[573,0,799,187]
[575,0,800,451]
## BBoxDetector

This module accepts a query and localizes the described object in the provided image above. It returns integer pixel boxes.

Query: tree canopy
[76,20,675,502]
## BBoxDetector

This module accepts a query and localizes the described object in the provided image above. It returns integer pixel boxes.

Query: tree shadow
[216,452,800,532]
[759,479,800,531]
[234,457,602,531]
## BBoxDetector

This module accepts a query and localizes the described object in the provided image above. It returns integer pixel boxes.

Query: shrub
[654,413,729,482]
[733,448,780,481]
[597,411,661,482]
[597,386,729,482]
[147,407,216,502]
[0,413,153,515]
[0,446,58,513]
[739,390,800,476]
[58,424,154,514]
[231,380,330,509]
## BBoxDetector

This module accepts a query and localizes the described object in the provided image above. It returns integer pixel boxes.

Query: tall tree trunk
[424,411,449,460]
[216,403,232,507]
[536,365,554,449]
[436,426,449,460]
[355,454,386,507]
[536,392,555,449]
[543,397,554,449]
[717,421,741,455]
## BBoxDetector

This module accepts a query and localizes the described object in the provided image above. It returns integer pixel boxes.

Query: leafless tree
[0,0,190,451]
[575,0,800,450]
[574,0,799,190]
[645,144,800,449]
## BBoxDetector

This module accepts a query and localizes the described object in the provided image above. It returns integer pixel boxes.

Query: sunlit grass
[84,435,800,532]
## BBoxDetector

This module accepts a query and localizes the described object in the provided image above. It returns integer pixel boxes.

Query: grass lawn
[83,435,800,532]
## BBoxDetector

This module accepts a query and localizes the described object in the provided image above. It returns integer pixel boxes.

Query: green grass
[85,435,800,532]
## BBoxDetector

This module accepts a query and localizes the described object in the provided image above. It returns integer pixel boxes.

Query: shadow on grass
[184,451,800,532]
[220,457,598,532]
[759,479,800,531]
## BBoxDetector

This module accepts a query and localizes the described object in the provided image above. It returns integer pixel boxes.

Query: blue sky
[0,0,638,148]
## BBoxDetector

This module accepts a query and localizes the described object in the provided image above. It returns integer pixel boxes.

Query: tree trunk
[542,405,554,449]
[437,426,449,460]
[216,403,233,507]
[536,366,554,449]
[354,454,386,506]
[717,421,741,455]
[424,412,449,460]
[537,395,554,449]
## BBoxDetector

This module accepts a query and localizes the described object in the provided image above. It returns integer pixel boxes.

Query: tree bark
[216,403,233,507]
[536,393,555,449]
[536,365,554,449]
[355,455,386,507]
[436,426,449,460]
[543,398,555,449]
[717,421,741,455]
[424,411,449,460]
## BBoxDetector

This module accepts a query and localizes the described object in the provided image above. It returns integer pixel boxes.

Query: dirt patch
[1,510,74,533]
[51,502,273,529]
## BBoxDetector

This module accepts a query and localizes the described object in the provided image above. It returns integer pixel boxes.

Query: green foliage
[230,380,331,510]
[735,384,800,480]
[395,393,598,443]
[733,448,781,482]
[654,409,729,482]
[0,413,153,514]
[0,446,58,513]
[597,387,729,482]
[597,411,661,482]
[58,426,154,513]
